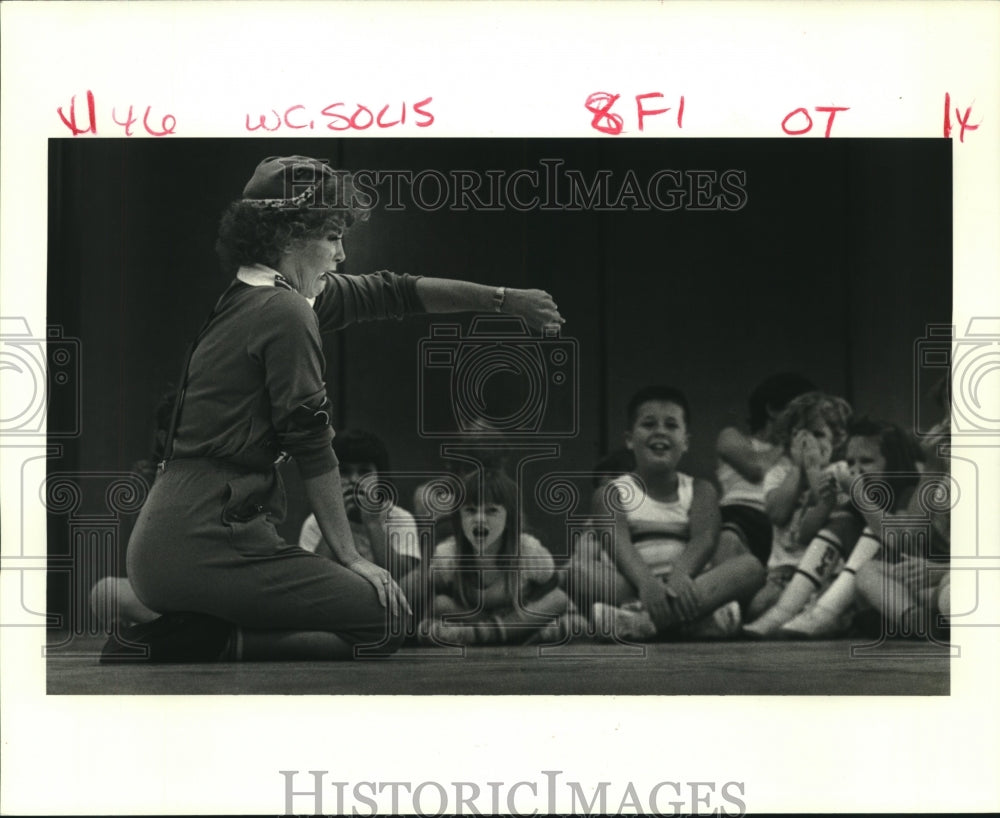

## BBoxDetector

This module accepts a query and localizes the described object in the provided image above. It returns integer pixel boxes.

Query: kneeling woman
[121,156,564,661]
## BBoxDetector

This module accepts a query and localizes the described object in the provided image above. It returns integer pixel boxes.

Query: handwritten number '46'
[57,91,176,137]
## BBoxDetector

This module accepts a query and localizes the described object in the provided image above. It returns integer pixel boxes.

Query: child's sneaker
[592,601,657,642]
[683,600,742,639]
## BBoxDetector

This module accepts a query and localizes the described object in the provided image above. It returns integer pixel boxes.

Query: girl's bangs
[462,471,511,508]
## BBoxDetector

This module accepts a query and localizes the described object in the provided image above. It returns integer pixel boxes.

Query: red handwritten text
[781,106,849,138]
[585,92,685,135]
[244,98,434,132]
[57,90,176,137]
[943,93,981,143]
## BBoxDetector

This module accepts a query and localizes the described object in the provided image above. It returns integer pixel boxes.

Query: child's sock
[744,529,843,637]
[781,528,881,637]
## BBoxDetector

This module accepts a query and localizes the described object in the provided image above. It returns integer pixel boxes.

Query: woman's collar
[236,264,316,306]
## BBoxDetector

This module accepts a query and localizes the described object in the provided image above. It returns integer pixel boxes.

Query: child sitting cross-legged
[420,470,583,646]
[571,385,766,642]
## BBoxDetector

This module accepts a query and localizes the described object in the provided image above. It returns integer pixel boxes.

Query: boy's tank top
[610,472,694,577]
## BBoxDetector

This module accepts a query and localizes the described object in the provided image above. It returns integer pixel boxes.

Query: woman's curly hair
[214,171,369,273]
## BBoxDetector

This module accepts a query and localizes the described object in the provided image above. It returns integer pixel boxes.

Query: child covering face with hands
[299,429,420,580]
[743,391,858,636]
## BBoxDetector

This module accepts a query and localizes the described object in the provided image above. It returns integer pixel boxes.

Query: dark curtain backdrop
[47,138,951,619]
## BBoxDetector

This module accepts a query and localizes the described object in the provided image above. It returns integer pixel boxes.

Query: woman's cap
[242,155,337,207]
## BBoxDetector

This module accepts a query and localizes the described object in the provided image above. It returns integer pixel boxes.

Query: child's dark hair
[592,447,636,488]
[333,429,390,473]
[748,372,817,433]
[451,470,521,608]
[626,385,691,428]
[847,417,924,512]
[848,417,925,473]
[443,447,510,477]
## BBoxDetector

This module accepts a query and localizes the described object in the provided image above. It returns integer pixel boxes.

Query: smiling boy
[575,385,765,641]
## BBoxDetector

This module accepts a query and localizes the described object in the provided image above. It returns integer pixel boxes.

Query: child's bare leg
[505,587,583,643]
[669,533,764,639]
[567,552,636,610]
[856,559,913,633]
[691,555,766,617]
[692,530,766,614]
[746,571,786,620]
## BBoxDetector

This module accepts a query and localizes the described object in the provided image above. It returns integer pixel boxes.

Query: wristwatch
[493,286,507,313]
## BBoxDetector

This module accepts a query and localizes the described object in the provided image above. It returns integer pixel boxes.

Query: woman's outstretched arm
[415,278,564,331]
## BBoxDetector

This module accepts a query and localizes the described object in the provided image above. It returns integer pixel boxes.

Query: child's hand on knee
[637,576,673,630]
[664,572,701,622]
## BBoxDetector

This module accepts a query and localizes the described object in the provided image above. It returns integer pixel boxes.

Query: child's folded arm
[664,479,718,620]
[597,485,671,626]
[717,427,771,483]
[796,493,837,546]
[764,460,804,526]
[672,478,721,579]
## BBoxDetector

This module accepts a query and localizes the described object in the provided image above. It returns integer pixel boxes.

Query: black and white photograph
[42,137,953,695]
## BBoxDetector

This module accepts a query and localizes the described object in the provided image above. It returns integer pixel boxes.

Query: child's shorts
[720,504,773,565]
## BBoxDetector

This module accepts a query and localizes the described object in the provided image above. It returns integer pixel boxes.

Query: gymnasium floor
[47,634,951,696]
